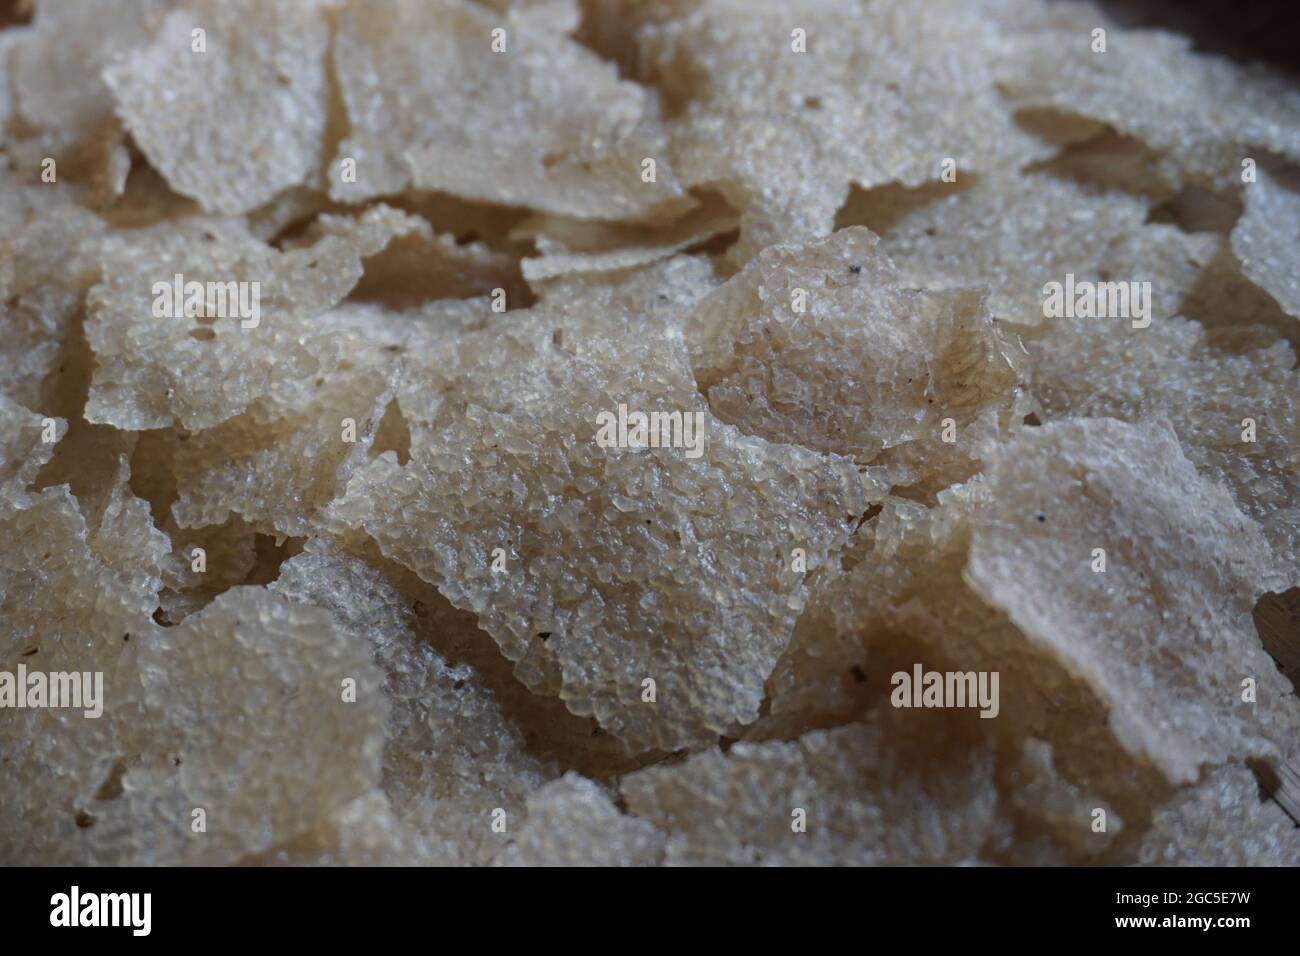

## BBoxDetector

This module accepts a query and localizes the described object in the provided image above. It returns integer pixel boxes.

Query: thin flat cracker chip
[621,704,1000,865]
[331,0,688,222]
[641,0,1074,262]
[967,417,1299,784]
[873,170,1150,327]
[105,0,331,215]
[325,260,868,751]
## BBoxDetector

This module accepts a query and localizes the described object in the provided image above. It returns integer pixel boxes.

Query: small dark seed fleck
[1036,514,1046,523]
[851,665,867,683]
[538,631,551,642]
[848,264,862,274]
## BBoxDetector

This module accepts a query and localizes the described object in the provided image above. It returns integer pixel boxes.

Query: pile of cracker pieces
[1,0,1298,866]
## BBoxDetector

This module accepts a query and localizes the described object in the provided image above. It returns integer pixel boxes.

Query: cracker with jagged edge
[867,170,1149,327]
[621,703,1000,865]
[269,538,559,864]
[94,586,387,865]
[759,479,1173,861]
[683,227,1027,494]
[638,0,1079,263]
[170,366,393,538]
[3,0,169,202]
[967,417,1299,785]
[166,296,498,541]
[494,773,666,866]
[298,209,527,307]
[1138,764,1299,865]
[1026,223,1300,576]
[0,480,165,865]
[9,0,169,142]
[325,258,872,752]
[1232,168,1300,322]
[330,0,688,222]
[104,0,331,215]
[0,392,59,517]
[83,204,418,431]
[0,185,105,412]
[997,27,1300,189]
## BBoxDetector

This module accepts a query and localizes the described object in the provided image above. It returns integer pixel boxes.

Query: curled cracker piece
[1232,167,1300,322]
[517,195,738,283]
[105,0,331,215]
[331,0,688,222]
[683,226,1027,494]
[967,417,1299,784]
[493,772,666,866]
[325,259,869,752]
[997,28,1300,187]
[620,704,1000,865]
[302,208,527,307]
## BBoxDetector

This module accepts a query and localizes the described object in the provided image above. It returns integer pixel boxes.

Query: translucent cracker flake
[516,196,738,284]
[104,0,332,215]
[9,0,169,141]
[1025,231,1300,576]
[639,0,1066,263]
[83,204,413,431]
[331,0,688,221]
[0,392,59,516]
[270,538,556,864]
[620,704,1000,866]
[1232,168,1300,322]
[325,261,868,752]
[683,226,1026,493]
[997,27,1300,188]
[111,586,387,864]
[493,772,666,866]
[872,171,1150,327]
[169,366,393,538]
[966,417,1300,785]
[0,484,163,865]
